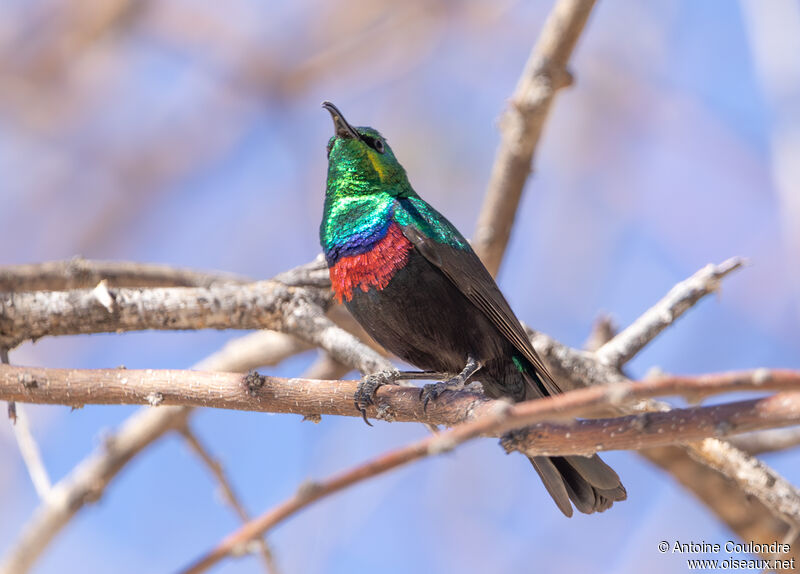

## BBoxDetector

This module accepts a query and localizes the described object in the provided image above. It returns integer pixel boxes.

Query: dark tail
[506,356,627,516]
[528,454,627,517]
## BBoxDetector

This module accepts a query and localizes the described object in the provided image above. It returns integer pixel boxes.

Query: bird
[318,101,626,516]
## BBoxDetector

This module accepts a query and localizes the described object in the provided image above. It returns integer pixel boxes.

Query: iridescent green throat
[320,124,466,264]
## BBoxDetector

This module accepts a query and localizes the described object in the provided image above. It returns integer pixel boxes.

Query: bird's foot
[419,376,467,410]
[419,356,482,411]
[354,369,400,426]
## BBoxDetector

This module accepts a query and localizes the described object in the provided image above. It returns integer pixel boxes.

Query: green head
[322,101,414,197]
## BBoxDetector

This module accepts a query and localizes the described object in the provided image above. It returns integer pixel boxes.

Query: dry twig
[11,403,52,500]
[473,0,596,275]
[2,363,799,456]
[177,377,800,573]
[0,258,249,292]
[729,427,800,455]
[595,257,745,367]
[180,425,279,574]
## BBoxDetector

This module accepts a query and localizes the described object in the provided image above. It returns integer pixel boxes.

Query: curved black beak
[322,101,360,140]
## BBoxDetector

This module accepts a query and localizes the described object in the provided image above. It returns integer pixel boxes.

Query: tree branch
[685,439,800,526]
[0,258,249,292]
[177,383,800,573]
[595,257,745,367]
[642,444,799,563]
[11,403,52,500]
[3,364,799,451]
[473,0,597,275]
[728,427,800,455]
[0,279,328,349]
[0,327,313,574]
[0,405,191,574]
[180,425,279,574]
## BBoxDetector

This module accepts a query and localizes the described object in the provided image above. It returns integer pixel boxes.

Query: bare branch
[272,255,331,289]
[178,385,800,573]
[642,444,800,563]
[11,403,52,499]
[729,427,800,455]
[0,327,313,574]
[686,439,800,526]
[281,305,391,375]
[595,257,745,367]
[193,330,311,373]
[0,405,190,574]
[180,425,279,574]
[473,0,597,275]
[3,364,800,449]
[0,258,250,292]
[0,280,328,349]
[2,347,14,422]
[580,308,800,560]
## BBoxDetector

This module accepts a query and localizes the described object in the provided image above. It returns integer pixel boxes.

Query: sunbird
[319,101,626,516]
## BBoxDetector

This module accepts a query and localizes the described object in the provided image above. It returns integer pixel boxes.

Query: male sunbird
[319,102,626,516]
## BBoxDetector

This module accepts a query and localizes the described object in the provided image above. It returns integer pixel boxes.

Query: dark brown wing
[400,223,561,397]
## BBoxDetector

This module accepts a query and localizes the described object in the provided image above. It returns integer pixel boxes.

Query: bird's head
[322,101,412,196]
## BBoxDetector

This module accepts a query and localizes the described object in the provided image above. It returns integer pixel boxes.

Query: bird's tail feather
[529,455,627,517]
[513,359,627,516]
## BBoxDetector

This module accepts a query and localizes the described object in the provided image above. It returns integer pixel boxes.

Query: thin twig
[11,403,52,500]
[193,330,311,373]
[180,425,279,574]
[281,304,392,375]
[473,0,597,275]
[596,257,745,367]
[685,439,800,526]
[0,330,312,574]
[581,308,799,561]
[0,258,250,292]
[0,279,329,349]
[642,444,799,563]
[0,405,191,574]
[179,385,800,573]
[729,427,800,455]
[2,347,13,422]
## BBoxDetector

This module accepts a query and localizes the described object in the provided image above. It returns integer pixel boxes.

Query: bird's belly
[343,250,504,373]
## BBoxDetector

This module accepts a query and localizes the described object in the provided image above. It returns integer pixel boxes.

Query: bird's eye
[361,135,385,154]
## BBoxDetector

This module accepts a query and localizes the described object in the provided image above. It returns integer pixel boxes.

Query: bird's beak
[322,101,360,140]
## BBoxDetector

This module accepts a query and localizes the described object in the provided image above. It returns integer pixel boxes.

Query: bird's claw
[419,377,466,411]
[354,369,399,426]
[419,381,448,411]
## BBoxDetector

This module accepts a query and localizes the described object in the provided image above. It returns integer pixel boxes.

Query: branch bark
[0,258,249,292]
[0,404,191,574]
[729,427,800,455]
[180,425,279,574]
[3,364,799,452]
[0,327,312,574]
[176,383,800,573]
[473,0,597,275]
[0,279,328,348]
[595,257,745,367]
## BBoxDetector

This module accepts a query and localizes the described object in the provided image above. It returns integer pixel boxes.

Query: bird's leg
[420,356,482,410]
[354,369,449,425]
